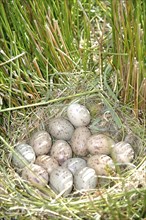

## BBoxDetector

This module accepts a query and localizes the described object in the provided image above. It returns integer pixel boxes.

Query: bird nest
[0,96,145,220]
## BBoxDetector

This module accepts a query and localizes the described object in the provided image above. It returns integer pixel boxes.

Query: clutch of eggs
[12,102,135,196]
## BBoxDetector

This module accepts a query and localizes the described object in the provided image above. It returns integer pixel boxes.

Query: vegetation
[0,0,145,219]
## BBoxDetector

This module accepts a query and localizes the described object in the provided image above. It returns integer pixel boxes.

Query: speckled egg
[50,167,73,196]
[50,140,72,165]
[70,126,91,156]
[87,154,116,176]
[29,131,52,156]
[62,157,87,175]
[111,141,135,164]
[124,133,142,155]
[22,164,49,186]
[35,155,59,175]
[86,134,115,155]
[67,103,91,127]
[74,167,97,190]
[12,143,36,169]
[47,117,74,140]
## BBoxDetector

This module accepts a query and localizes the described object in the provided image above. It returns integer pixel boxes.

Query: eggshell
[35,155,59,175]
[111,141,134,163]
[48,118,74,140]
[87,154,115,176]
[29,131,52,156]
[49,167,73,196]
[22,164,49,186]
[86,134,115,155]
[62,157,87,175]
[74,167,97,190]
[124,133,143,155]
[12,143,36,169]
[67,103,91,127]
[71,127,91,156]
[50,140,72,165]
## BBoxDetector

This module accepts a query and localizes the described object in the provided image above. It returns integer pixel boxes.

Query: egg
[50,140,72,165]
[86,134,115,155]
[29,131,52,156]
[49,167,73,196]
[70,127,91,156]
[74,167,97,190]
[87,155,116,176]
[22,164,49,187]
[35,155,59,175]
[47,117,74,140]
[67,103,91,127]
[62,157,87,175]
[124,133,141,155]
[12,143,36,169]
[111,141,135,164]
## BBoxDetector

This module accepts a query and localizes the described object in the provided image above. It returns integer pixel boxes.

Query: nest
[0,96,145,220]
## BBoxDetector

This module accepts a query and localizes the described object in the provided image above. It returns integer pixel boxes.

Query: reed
[111,0,146,115]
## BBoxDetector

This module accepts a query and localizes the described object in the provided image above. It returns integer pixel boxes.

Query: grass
[0,0,146,219]
[111,0,146,116]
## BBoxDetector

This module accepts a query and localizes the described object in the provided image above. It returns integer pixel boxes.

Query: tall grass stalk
[0,0,99,109]
[111,0,146,115]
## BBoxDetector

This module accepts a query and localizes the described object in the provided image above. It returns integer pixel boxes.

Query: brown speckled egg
[12,143,36,169]
[29,131,52,156]
[35,155,59,175]
[74,167,97,190]
[50,140,72,165]
[62,157,87,175]
[67,103,91,127]
[87,154,115,176]
[48,118,74,141]
[22,164,49,186]
[111,141,134,164]
[71,127,91,156]
[86,134,115,155]
[50,167,73,196]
